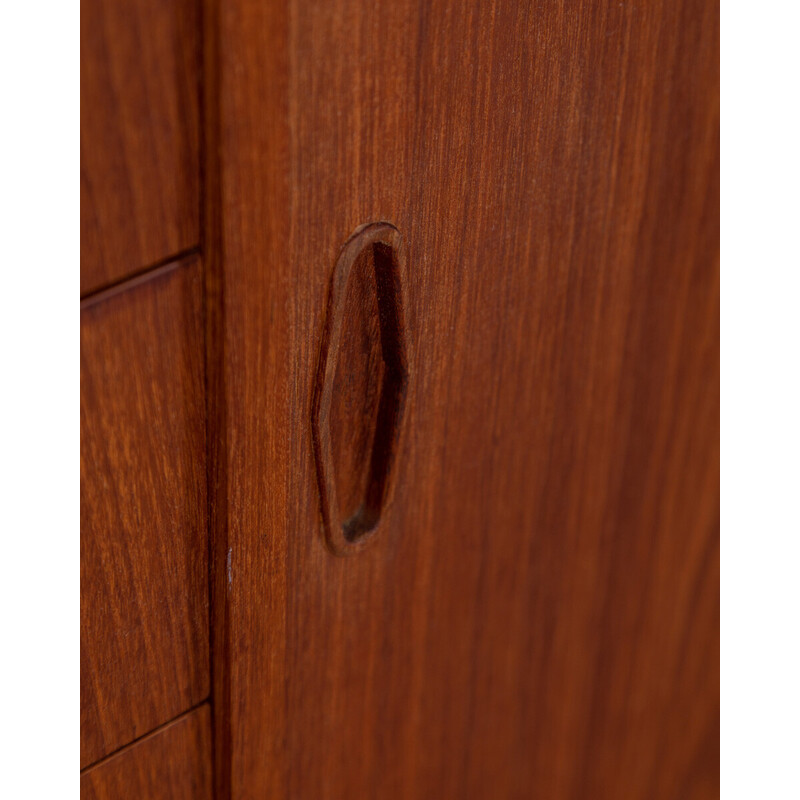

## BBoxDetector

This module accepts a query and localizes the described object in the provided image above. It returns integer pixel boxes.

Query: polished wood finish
[81,257,209,768]
[81,705,213,800]
[313,223,411,555]
[207,0,718,796]
[80,0,200,295]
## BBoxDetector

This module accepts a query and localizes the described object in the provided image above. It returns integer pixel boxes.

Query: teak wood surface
[80,258,209,767]
[80,705,212,800]
[205,0,719,798]
[80,0,200,295]
[312,222,411,555]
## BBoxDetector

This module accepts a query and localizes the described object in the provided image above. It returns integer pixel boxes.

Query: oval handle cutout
[312,222,410,555]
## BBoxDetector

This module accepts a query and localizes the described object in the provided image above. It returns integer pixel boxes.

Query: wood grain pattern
[81,257,209,768]
[80,0,200,295]
[328,241,386,531]
[206,0,719,797]
[313,223,411,554]
[81,704,212,800]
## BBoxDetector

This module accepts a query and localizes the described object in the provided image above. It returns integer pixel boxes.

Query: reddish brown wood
[80,257,209,768]
[80,0,200,295]
[313,223,411,555]
[80,705,213,800]
[206,0,719,797]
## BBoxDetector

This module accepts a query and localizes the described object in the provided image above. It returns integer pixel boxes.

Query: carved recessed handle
[312,222,411,555]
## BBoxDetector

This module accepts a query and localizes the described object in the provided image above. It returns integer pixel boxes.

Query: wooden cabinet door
[206,0,718,798]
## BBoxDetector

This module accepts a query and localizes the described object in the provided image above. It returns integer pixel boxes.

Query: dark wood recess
[313,223,411,555]
[80,0,200,295]
[80,257,209,768]
[80,705,213,800]
[206,0,719,797]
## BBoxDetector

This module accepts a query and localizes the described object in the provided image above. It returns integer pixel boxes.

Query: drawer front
[80,257,208,767]
[81,705,212,800]
[80,0,200,295]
